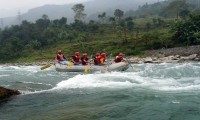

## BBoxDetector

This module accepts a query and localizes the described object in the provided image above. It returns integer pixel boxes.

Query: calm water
[0,63,200,120]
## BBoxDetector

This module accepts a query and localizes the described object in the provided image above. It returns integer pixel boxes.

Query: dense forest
[0,0,200,62]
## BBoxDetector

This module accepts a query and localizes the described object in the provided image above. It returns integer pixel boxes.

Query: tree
[59,17,67,26]
[152,18,165,27]
[2,37,24,58]
[192,9,200,14]
[114,9,124,20]
[171,14,200,46]
[157,18,165,26]
[152,18,157,27]
[28,40,41,50]
[98,12,106,23]
[72,4,87,21]
[88,21,99,33]
[179,9,190,19]
[42,14,48,20]
[53,17,67,27]
[109,17,115,24]
[125,17,134,31]
[71,20,87,32]
[36,15,50,30]
[165,0,189,18]
[146,22,151,29]
[117,17,134,43]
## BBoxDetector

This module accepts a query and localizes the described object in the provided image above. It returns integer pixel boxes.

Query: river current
[0,63,200,120]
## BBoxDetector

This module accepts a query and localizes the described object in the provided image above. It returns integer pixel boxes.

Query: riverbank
[0,54,199,66]
[128,54,200,63]
[0,45,200,66]
[135,45,200,63]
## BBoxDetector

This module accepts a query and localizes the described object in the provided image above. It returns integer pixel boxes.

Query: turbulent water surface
[0,63,200,120]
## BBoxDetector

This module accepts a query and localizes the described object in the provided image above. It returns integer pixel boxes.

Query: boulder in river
[0,87,20,102]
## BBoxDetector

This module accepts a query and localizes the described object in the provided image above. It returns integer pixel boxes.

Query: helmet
[57,50,62,53]
[118,53,124,57]
[101,52,106,57]
[96,53,100,56]
[83,53,87,57]
[75,52,79,55]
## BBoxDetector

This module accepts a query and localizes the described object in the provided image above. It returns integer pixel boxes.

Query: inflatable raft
[55,62,129,72]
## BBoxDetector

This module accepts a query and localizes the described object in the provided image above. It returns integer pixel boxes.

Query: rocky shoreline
[134,45,200,63]
[0,55,200,66]
[128,54,200,64]
[0,45,200,66]
[0,54,199,66]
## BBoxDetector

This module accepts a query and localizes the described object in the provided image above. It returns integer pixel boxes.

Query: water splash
[51,62,200,92]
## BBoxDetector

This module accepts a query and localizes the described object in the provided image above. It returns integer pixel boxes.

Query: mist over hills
[0,0,160,27]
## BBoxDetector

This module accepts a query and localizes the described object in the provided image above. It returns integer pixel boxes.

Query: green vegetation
[0,0,200,63]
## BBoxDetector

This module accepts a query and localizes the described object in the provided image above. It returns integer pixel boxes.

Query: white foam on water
[172,101,180,104]
[1,84,10,87]
[50,67,200,93]
[0,74,10,77]
[10,66,21,70]
[158,84,200,91]
[0,65,40,72]
[20,81,53,86]
[20,89,50,95]
[48,72,135,90]
[52,72,134,90]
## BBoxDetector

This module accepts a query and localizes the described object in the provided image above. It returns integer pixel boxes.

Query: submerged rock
[0,87,20,102]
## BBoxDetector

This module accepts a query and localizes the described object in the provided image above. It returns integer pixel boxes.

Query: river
[0,63,200,120]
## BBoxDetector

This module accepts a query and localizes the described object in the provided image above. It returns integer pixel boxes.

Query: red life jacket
[81,57,88,65]
[73,55,80,63]
[56,54,65,62]
[114,56,123,63]
[99,56,105,64]
[94,56,100,65]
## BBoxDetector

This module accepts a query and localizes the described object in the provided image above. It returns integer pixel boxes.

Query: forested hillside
[0,0,159,27]
[0,0,199,63]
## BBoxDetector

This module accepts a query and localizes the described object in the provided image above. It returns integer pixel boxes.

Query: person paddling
[93,52,106,65]
[55,50,68,65]
[71,52,81,65]
[114,53,127,63]
[94,53,100,65]
[81,53,89,65]
[99,52,106,65]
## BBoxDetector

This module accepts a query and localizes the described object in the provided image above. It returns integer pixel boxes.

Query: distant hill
[0,0,160,27]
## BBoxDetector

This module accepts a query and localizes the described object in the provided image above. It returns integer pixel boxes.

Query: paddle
[103,53,112,72]
[108,53,112,65]
[85,65,89,73]
[84,55,92,73]
[40,64,52,70]
[125,57,137,72]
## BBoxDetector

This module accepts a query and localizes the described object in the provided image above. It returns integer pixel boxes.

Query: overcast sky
[0,0,90,18]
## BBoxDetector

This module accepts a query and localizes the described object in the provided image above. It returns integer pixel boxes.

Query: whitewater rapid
[1,62,200,94]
